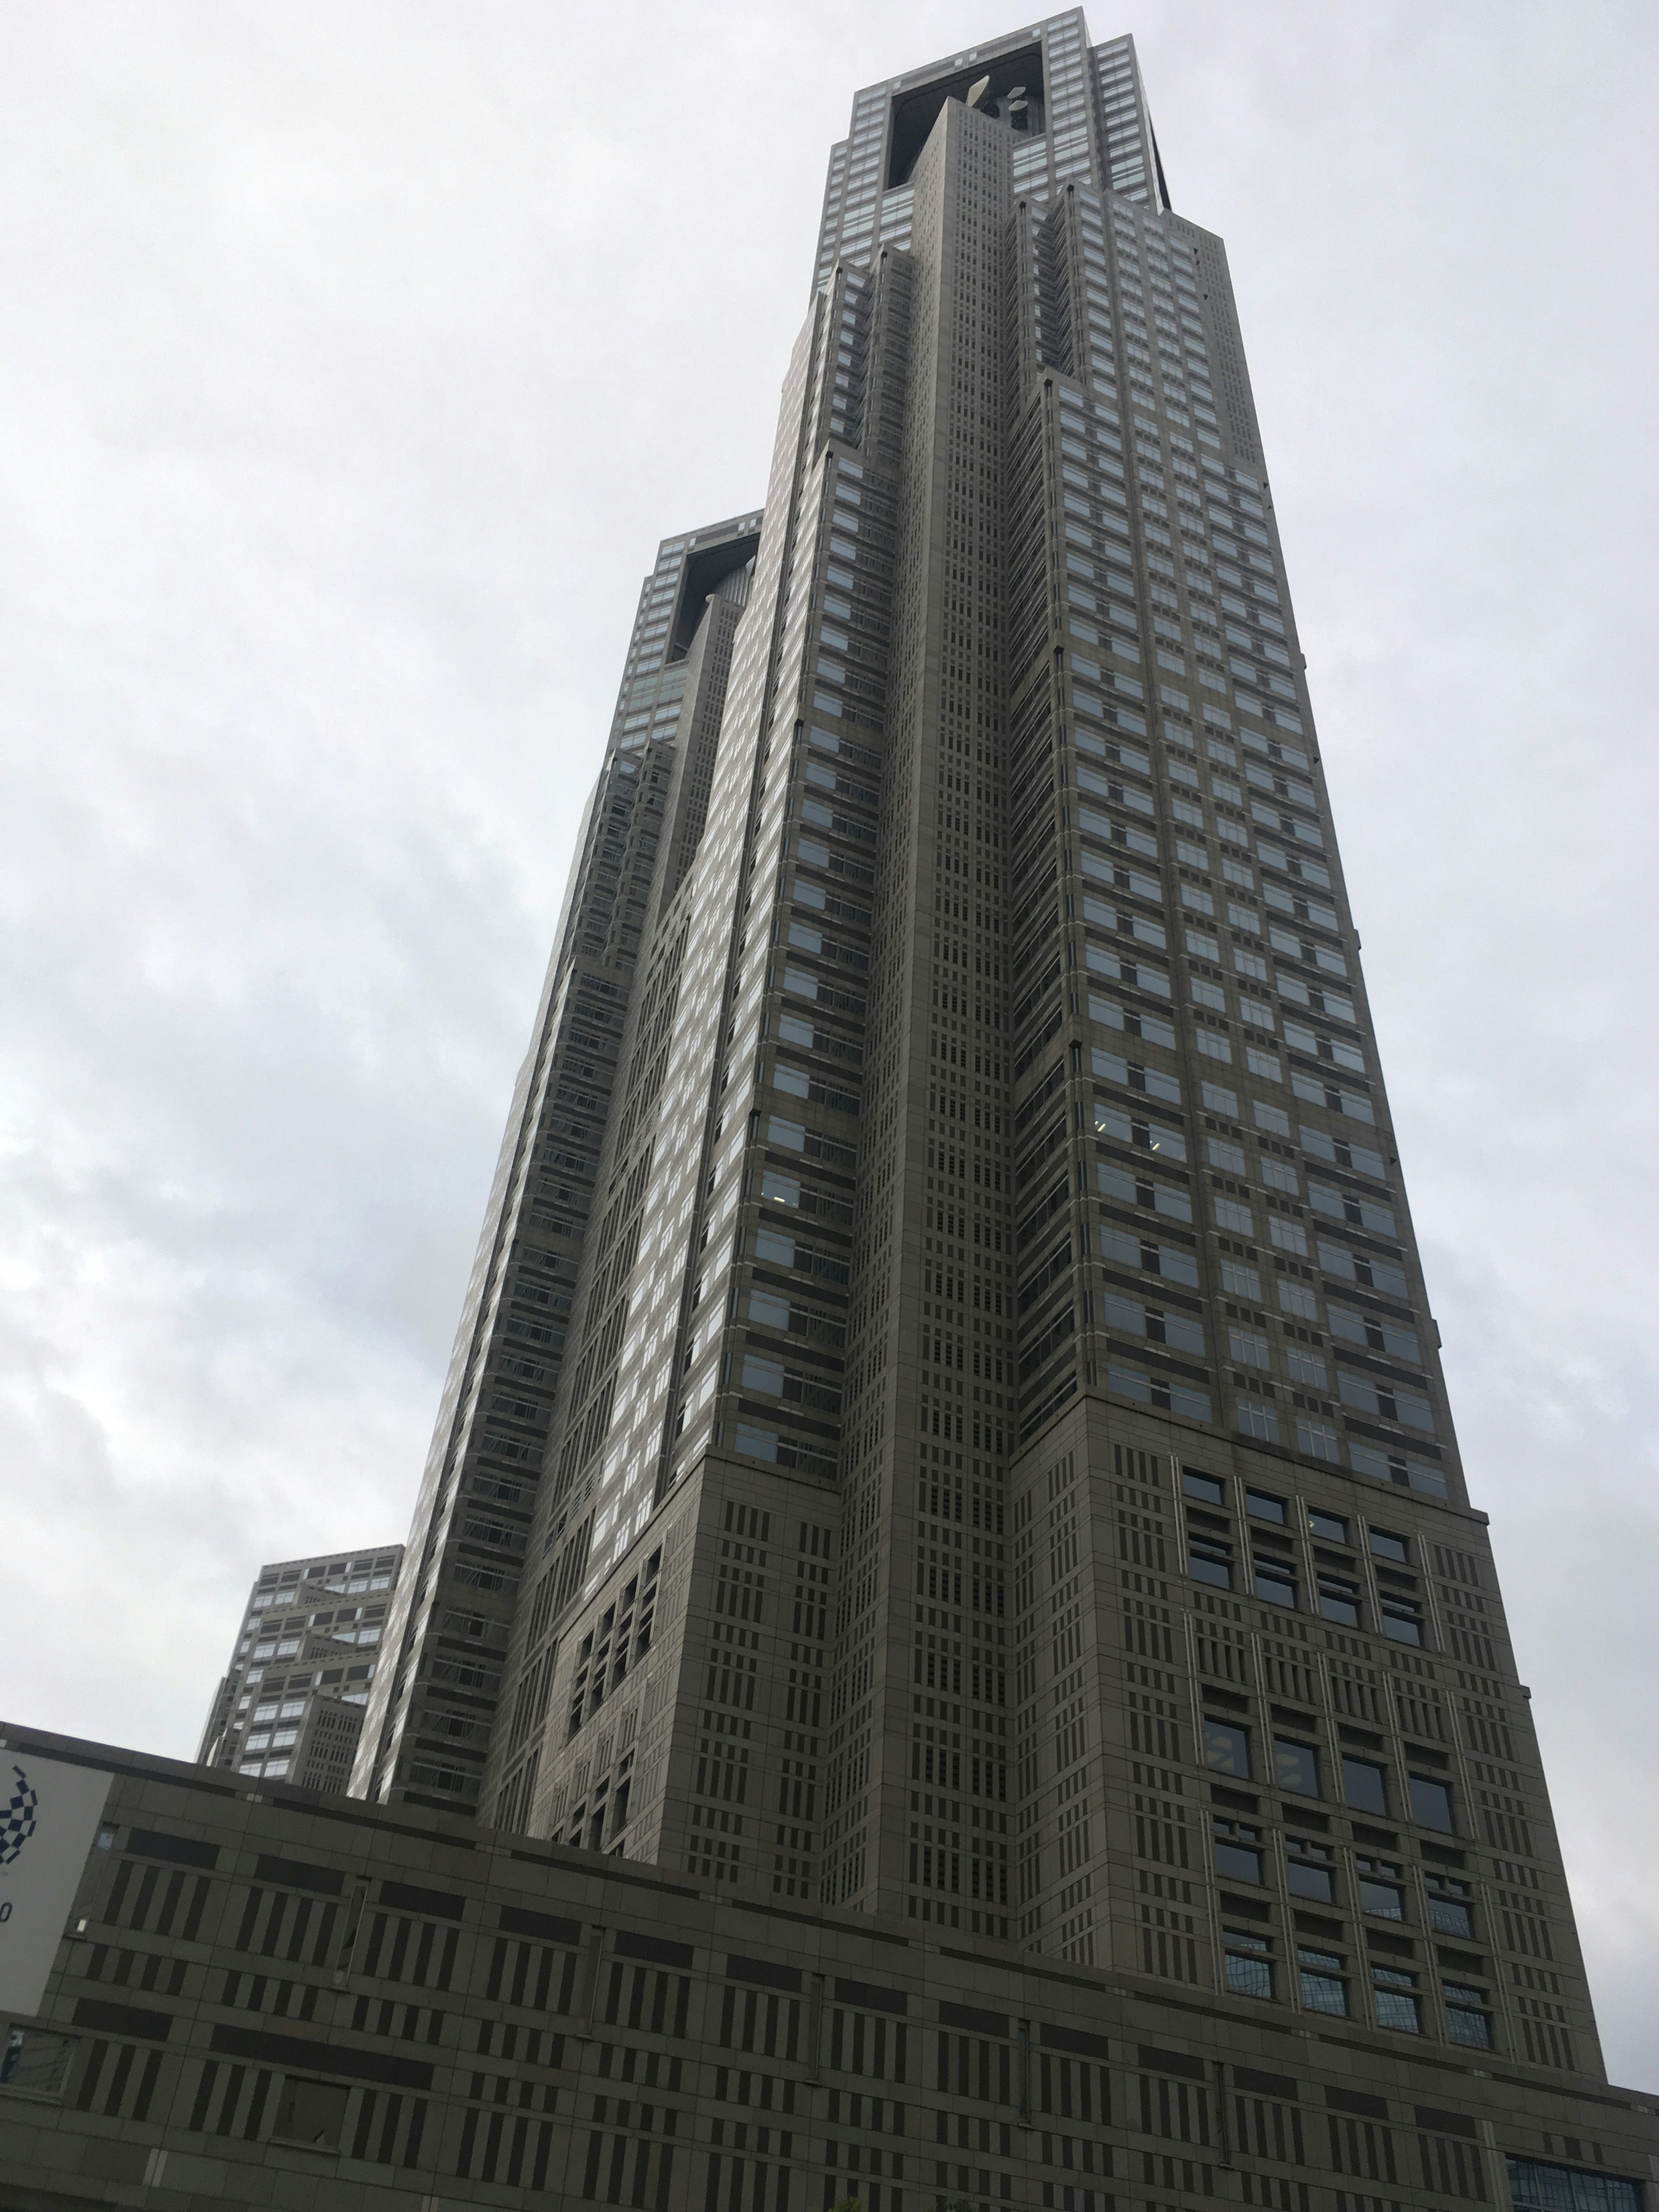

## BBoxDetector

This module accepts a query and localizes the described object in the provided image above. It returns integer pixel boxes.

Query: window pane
[1215,1841,1262,1882]
[1224,1951,1274,1999]
[1446,2005,1492,2049]
[1273,1738,1320,1796]
[1342,1758,1389,1815]
[1300,1969,1348,2016]
[1255,1568,1297,1607]
[1429,1898,1473,1939]
[1409,1774,1454,1831]
[1507,2159,1643,2212]
[1374,1988,1421,2034]
[1359,1879,1404,1920]
[1246,1489,1286,1523]
[1204,1721,1251,1778]
[1287,1861,1334,1903]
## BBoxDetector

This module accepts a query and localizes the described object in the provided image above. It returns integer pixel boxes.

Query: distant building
[197,1546,402,1792]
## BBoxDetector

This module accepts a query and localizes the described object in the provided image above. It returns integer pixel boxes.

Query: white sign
[0,1752,112,2016]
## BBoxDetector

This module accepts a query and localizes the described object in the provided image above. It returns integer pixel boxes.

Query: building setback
[2,13,1652,2211]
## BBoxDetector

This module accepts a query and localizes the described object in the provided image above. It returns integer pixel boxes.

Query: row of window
[1185,1468,1433,1646]
[1203,1718,1453,1832]
[1222,1930,1491,2045]
[1188,1537,1424,1643]
[1212,1813,1471,1929]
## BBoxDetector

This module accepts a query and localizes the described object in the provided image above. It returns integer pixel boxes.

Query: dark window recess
[71,1999,173,2043]
[616,1929,693,1970]
[833,1979,908,2015]
[499,1905,581,1944]
[728,1955,803,1993]
[378,1881,464,1922]
[124,1829,219,1870]
[254,1856,343,1897]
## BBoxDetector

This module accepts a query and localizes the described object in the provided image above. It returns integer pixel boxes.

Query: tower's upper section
[813,10,1165,290]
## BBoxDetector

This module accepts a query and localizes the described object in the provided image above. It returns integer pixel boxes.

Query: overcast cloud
[1,0,1654,2085]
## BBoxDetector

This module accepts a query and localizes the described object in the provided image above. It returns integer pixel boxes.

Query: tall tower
[363,13,1605,2077]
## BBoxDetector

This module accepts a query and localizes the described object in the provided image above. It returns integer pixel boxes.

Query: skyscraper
[352,10,1604,2080]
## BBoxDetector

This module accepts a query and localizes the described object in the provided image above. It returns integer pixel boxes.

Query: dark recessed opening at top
[669,534,762,661]
[887,46,1046,190]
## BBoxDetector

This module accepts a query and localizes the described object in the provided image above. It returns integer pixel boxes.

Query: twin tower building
[353,8,1604,2072]
[54,12,1636,2209]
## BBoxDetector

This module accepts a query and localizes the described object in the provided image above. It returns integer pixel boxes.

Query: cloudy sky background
[2,0,1655,2081]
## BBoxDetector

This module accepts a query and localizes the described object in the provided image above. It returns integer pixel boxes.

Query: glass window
[1342,1758,1389,1816]
[1409,1774,1455,1832]
[1273,1738,1320,1797]
[1357,1856,1406,1918]
[753,1225,795,1268]
[1224,1932,1274,1999]
[1298,1947,1348,2016]
[1443,1984,1492,2047]
[1212,1814,1265,1885]
[1308,1509,1347,1542]
[1290,1376,1335,1431]
[1254,1563,1297,1608]
[1373,1966,1421,2034]
[1189,1538,1233,1590]
[1368,1526,1409,1562]
[1204,1719,1251,1778]
[0,2026,76,2095]
[1381,1601,1424,1647]
[1507,2160,1643,2212]
[1183,1468,1225,1504]
[1214,1834,1263,1883]
[1317,1573,1361,1627]
[1245,1489,1286,1524]
[1425,1873,1474,1938]
[1285,1836,1334,1902]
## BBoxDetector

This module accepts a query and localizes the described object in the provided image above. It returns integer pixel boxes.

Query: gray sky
[2,0,1654,2085]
